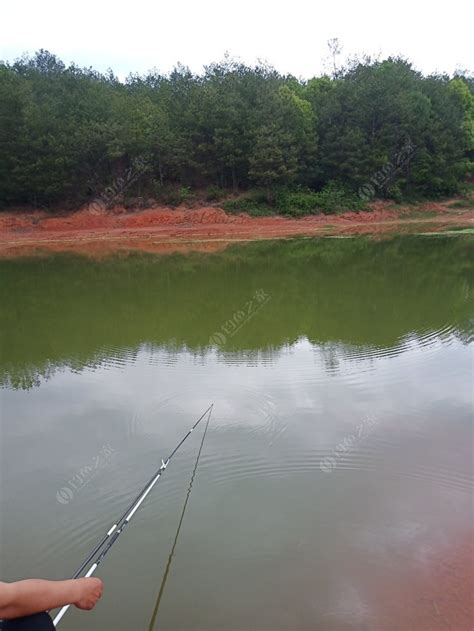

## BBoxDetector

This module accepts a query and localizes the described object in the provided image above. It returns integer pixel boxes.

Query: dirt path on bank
[0,200,472,258]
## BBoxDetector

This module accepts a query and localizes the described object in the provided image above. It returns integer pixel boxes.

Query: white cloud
[1,0,472,78]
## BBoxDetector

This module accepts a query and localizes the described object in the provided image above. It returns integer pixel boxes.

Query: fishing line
[148,404,212,630]
[52,404,213,627]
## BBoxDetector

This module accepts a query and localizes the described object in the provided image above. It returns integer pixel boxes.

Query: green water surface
[1,236,472,630]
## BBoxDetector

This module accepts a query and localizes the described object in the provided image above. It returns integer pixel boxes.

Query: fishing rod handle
[52,564,97,627]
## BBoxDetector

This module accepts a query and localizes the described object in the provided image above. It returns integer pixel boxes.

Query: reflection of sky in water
[1,334,473,630]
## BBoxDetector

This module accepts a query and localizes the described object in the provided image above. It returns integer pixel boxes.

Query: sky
[1,0,472,79]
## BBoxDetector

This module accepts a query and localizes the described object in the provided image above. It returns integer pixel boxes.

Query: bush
[275,189,322,216]
[386,183,404,204]
[179,186,192,203]
[313,182,365,214]
[222,185,366,216]
[275,184,366,216]
[153,185,195,207]
[206,186,226,202]
[222,191,274,216]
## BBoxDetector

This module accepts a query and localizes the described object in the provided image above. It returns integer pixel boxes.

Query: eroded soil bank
[0,200,472,258]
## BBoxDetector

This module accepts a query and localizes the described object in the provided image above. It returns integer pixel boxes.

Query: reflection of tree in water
[1,236,472,390]
[455,326,474,345]
[319,344,342,374]
[2,362,57,390]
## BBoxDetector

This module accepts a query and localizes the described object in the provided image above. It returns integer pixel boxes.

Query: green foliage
[153,184,192,207]
[312,182,366,214]
[205,185,226,201]
[223,184,364,216]
[447,182,474,208]
[275,189,323,216]
[178,186,192,203]
[274,184,365,216]
[222,191,274,216]
[0,51,472,210]
[447,199,473,209]
[448,78,474,149]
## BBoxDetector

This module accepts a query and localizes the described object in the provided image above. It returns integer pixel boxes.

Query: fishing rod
[52,404,213,627]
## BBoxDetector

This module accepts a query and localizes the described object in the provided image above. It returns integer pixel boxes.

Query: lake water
[1,236,473,630]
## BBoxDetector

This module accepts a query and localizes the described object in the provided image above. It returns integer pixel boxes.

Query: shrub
[222,191,274,216]
[206,186,226,202]
[313,182,365,214]
[152,185,195,207]
[222,185,366,217]
[275,189,322,216]
[275,184,365,216]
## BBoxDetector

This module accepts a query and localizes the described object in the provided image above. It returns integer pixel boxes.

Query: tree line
[0,49,472,211]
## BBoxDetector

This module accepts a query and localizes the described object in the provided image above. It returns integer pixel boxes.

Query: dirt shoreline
[1,200,473,258]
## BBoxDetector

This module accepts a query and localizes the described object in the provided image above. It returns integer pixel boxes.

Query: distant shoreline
[0,200,472,259]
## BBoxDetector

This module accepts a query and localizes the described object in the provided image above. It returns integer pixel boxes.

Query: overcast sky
[1,0,472,79]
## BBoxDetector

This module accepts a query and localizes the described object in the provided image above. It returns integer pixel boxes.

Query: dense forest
[0,49,473,213]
